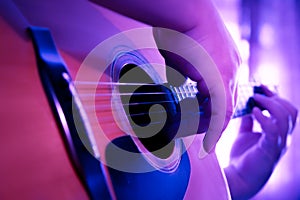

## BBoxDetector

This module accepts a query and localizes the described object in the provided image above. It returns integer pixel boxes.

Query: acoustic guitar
[0,2,260,199]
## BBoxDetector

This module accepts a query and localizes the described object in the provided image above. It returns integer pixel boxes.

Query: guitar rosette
[74,27,227,173]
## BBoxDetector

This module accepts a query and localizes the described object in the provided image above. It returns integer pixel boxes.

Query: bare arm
[90,0,199,32]
[91,0,240,155]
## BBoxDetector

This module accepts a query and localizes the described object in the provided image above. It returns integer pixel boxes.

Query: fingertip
[252,107,263,120]
[259,84,275,97]
[252,107,270,127]
[253,93,265,100]
[252,107,261,115]
[239,114,253,132]
[252,94,264,107]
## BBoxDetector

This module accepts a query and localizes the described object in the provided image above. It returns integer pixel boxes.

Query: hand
[92,0,240,154]
[225,86,298,199]
[152,3,240,155]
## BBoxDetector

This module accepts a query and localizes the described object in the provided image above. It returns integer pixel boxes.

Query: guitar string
[78,92,169,97]
[85,104,203,115]
[83,100,204,128]
[86,107,168,129]
[77,86,198,105]
[74,81,161,86]
[75,81,198,99]
[75,81,256,129]
[94,100,175,106]
[88,118,166,132]
[93,111,204,129]
[75,81,204,127]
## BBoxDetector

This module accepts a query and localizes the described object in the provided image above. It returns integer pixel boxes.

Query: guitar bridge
[169,77,199,103]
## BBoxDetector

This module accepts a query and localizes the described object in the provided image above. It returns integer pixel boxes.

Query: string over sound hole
[119,64,180,154]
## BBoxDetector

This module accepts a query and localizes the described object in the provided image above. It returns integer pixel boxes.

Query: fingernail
[252,107,260,113]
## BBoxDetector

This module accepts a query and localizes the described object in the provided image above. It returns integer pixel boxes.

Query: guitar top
[0,1,236,199]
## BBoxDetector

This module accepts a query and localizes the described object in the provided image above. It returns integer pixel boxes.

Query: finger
[253,94,286,120]
[260,84,276,97]
[253,106,286,150]
[252,107,278,140]
[252,107,270,126]
[273,97,298,131]
[239,115,253,133]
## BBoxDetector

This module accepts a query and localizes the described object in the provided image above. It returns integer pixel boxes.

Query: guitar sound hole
[118,64,180,157]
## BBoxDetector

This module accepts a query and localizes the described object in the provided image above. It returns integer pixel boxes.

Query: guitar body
[0,17,89,200]
[0,1,231,199]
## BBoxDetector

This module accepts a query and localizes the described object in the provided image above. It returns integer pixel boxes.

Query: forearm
[90,0,207,32]
[92,0,239,93]
[90,0,238,59]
